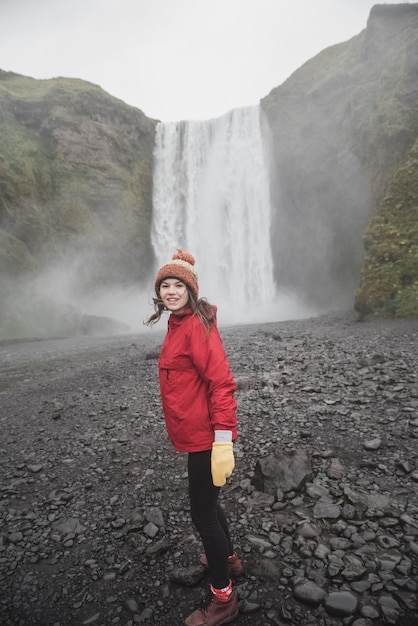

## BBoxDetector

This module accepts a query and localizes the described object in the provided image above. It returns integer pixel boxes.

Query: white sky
[0,0,411,122]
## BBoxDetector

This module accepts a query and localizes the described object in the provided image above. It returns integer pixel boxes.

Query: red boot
[184,590,238,626]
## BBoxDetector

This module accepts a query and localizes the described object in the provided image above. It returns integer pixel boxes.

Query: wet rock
[238,598,261,615]
[324,590,359,616]
[296,521,320,538]
[27,464,44,473]
[363,438,382,450]
[326,457,346,479]
[293,580,326,605]
[250,557,282,580]
[170,565,205,587]
[53,517,86,535]
[344,486,391,512]
[252,447,313,495]
[341,555,367,581]
[143,522,159,538]
[145,537,171,558]
[145,506,165,528]
[378,594,401,624]
[123,597,140,613]
[313,497,341,519]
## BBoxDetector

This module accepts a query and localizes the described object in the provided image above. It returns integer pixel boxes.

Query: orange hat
[155,249,199,300]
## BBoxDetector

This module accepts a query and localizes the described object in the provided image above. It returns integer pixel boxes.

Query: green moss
[0,71,104,102]
[0,70,156,291]
[355,140,418,318]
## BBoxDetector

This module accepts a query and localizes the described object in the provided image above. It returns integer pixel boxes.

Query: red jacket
[158,308,237,453]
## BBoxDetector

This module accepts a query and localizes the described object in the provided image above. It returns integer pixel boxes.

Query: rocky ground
[0,311,417,626]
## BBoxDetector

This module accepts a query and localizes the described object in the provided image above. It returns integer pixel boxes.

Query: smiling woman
[159,279,189,315]
[144,248,242,625]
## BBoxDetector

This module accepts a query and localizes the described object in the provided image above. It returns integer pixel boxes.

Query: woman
[145,249,242,626]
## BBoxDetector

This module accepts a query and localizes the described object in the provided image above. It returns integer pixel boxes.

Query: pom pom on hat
[155,249,199,300]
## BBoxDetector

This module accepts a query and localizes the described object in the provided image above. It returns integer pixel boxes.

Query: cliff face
[0,71,157,337]
[261,4,418,315]
[0,71,156,286]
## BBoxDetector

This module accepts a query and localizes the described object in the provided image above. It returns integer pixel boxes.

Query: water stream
[151,106,281,323]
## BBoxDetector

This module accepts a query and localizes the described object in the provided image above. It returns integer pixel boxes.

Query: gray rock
[239,598,261,615]
[324,590,359,616]
[247,535,273,551]
[363,438,382,450]
[314,543,331,560]
[360,603,380,619]
[145,506,165,528]
[170,565,205,587]
[378,594,401,624]
[344,486,391,511]
[306,483,329,499]
[313,497,341,519]
[123,597,140,613]
[252,447,313,495]
[53,517,85,535]
[251,558,282,580]
[376,551,402,571]
[341,555,367,581]
[327,457,346,479]
[27,464,44,473]
[143,522,159,538]
[293,581,326,605]
[296,521,320,538]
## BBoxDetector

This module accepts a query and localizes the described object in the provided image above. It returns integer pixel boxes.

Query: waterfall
[151,105,278,323]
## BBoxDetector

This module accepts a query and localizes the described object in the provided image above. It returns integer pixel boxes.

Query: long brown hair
[144,287,216,333]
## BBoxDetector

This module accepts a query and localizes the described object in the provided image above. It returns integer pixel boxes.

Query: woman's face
[159,278,189,315]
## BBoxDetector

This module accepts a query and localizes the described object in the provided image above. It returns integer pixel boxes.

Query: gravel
[0,311,417,626]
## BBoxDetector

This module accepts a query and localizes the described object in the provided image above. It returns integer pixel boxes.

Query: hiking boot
[199,553,243,577]
[184,590,238,626]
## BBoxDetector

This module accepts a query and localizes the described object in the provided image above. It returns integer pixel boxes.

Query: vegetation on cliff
[355,139,418,317]
[0,70,157,337]
[0,70,156,287]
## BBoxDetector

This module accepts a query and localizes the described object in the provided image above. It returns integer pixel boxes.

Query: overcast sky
[0,0,411,122]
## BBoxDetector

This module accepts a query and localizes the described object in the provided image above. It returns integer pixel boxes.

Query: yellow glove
[211,441,235,487]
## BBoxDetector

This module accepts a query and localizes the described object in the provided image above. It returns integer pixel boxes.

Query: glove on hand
[211,442,235,487]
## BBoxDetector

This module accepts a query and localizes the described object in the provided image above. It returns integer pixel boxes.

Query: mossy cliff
[0,71,156,283]
[0,71,156,336]
[355,139,418,317]
[261,4,418,317]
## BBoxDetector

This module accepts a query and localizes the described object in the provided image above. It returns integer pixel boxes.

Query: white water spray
[152,106,311,324]
[152,106,274,321]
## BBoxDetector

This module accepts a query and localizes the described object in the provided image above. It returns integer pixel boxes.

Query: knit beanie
[155,249,199,300]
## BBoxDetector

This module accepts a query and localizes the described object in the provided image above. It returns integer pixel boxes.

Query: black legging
[188,449,233,590]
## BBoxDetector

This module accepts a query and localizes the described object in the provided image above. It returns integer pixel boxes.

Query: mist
[0,266,320,341]
[0,105,335,341]
[151,106,316,325]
